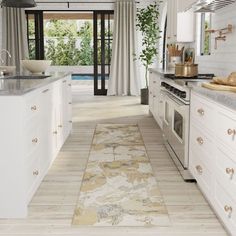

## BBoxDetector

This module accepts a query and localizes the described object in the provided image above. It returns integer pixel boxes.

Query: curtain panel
[107,0,140,96]
[2,7,29,72]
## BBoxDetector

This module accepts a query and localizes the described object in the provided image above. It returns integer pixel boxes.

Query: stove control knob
[180,92,186,98]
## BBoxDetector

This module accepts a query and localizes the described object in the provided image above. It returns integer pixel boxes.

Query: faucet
[0,49,12,65]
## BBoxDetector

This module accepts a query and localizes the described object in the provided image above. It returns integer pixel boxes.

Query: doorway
[26,10,114,96]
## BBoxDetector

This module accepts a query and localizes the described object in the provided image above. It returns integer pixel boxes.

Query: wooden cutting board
[202,82,236,92]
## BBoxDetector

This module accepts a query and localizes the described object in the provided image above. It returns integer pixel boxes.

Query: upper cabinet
[166,0,196,43]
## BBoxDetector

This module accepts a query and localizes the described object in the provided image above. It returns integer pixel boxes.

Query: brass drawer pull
[32,138,38,143]
[227,129,236,136]
[224,205,233,217]
[197,137,204,145]
[197,108,204,116]
[68,102,72,105]
[31,105,37,111]
[196,165,203,175]
[226,168,234,178]
[33,170,39,176]
[58,125,63,128]
[153,95,156,98]
[69,120,72,123]
[53,131,58,135]
[68,84,72,87]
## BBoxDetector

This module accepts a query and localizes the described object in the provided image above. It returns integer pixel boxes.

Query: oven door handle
[163,91,186,107]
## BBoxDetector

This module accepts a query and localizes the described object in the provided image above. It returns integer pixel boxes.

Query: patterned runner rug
[72,124,170,226]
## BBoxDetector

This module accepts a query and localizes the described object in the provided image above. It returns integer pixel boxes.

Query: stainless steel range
[160,74,214,180]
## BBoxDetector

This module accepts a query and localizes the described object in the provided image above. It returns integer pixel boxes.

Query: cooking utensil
[175,63,198,77]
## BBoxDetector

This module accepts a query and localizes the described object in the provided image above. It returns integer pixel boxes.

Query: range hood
[191,0,236,12]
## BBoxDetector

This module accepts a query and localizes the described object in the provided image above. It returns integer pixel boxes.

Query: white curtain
[2,7,29,72]
[107,0,140,96]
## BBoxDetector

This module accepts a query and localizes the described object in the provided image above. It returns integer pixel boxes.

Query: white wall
[195,3,236,76]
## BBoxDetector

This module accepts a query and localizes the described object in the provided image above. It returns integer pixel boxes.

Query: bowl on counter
[21,60,52,74]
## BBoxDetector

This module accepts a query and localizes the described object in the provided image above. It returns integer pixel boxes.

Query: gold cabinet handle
[226,168,234,178]
[53,131,58,135]
[68,84,72,87]
[32,138,38,143]
[153,95,156,98]
[196,137,204,145]
[227,129,236,136]
[68,102,72,105]
[33,170,39,176]
[196,165,203,175]
[69,120,72,123]
[197,108,204,116]
[58,125,63,128]
[31,105,37,111]
[224,205,233,217]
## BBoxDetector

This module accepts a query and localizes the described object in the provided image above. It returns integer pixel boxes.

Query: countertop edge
[191,85,236,112]
[0,72,72,96]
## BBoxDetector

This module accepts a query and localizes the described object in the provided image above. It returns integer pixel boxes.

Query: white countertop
[0,72,71,96]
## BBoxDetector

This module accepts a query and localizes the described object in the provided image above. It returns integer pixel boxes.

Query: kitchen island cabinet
[190,89,236,236]
[0,73,72,218]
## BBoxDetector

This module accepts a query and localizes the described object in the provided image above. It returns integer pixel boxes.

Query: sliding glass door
[93,11,113,95]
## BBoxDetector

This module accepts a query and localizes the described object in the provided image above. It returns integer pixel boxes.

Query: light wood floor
[0,81,228,235]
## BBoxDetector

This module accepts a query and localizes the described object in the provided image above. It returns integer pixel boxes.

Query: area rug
[72,124,170,226]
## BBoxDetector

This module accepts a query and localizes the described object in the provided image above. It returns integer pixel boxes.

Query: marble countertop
[0,72,71,96]
[191,84,236,111]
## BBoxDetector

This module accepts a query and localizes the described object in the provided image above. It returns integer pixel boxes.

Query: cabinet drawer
[191,93,215,132]
[217,110,236,152]
[23,121,42,160]
[26,156,40,197]
[23,92,41,121]
[214,181,236,235]
[189,149,213,199]
[215,145,236,199]
[190,124,215,167]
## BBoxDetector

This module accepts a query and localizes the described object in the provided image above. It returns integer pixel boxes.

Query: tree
[77,21,93,65]
[136,2,162,88]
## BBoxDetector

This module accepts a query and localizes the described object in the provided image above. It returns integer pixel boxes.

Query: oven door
[163,92,189,168]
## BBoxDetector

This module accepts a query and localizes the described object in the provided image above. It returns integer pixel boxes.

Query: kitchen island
[0,73,72,218]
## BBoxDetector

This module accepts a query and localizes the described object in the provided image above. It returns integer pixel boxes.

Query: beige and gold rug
[72,124,170,226]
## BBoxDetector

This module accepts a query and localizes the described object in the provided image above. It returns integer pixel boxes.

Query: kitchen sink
[5,75,50,80]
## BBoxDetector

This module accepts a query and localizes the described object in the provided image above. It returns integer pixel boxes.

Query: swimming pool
[72,74,109,80]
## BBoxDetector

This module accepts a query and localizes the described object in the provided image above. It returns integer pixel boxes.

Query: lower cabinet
[190,91,236,235]
[0,75,72,218]
[149,70,163,129]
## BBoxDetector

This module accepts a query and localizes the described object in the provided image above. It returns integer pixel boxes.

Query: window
[200,13,211,56]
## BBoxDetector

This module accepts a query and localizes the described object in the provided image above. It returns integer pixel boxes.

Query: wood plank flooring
[0,81,228,235]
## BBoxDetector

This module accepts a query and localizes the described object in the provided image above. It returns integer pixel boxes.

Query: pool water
[72,75,109,80]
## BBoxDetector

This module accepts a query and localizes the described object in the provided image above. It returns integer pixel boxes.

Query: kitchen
[0,0,236,235]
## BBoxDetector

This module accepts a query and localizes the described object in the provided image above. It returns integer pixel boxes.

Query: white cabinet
[167,0,178,43]
[0,75,72,218]
[190,91,236,236]
[149,70,164,129]
[166,0,196,43]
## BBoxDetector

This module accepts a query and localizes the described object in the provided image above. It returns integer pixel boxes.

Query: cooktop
[164,74,215,80]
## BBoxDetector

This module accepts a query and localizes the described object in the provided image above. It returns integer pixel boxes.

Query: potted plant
[136,2,162,105]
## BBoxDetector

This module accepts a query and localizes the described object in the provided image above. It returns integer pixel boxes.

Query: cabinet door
[149,72,155,114]
[167,0,177,43]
